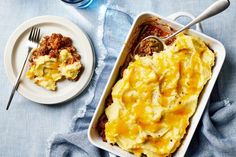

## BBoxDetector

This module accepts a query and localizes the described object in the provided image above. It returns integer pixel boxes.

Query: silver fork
[6,27,40,110]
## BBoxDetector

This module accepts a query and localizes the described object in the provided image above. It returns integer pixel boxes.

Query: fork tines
[29,27,40,43]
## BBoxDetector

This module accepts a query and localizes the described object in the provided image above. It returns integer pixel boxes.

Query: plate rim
[4,15,96,105]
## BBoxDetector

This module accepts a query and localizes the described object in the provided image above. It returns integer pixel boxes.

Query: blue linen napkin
[48,1,236,157]
[48,6,133,157]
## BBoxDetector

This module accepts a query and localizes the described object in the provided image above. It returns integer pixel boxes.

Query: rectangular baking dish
[88,12,226,157]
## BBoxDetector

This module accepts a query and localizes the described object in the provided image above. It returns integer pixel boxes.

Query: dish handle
[167,12,203,32]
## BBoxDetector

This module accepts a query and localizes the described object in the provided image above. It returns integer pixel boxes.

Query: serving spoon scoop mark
[134,0,230,54]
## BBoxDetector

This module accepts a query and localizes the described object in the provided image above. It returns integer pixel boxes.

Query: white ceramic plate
[4,16,95,104]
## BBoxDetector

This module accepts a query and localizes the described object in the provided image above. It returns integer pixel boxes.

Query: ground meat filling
[96,94,112,141]
[29,33,80,64]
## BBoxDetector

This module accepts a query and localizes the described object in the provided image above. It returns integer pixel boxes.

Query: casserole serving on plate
[88,12,225,157]
[4,16,95,104]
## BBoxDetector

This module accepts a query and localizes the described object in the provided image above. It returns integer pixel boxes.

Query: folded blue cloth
[48,7,133,157]
[49,1,236,157]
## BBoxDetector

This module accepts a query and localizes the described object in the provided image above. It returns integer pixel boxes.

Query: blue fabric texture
[49,1,236,157]
[49,7,133,157]
[1,0,236,157]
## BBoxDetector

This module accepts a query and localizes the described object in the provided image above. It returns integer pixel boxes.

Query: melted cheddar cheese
[26,49,82,91]
[105,33,215,157]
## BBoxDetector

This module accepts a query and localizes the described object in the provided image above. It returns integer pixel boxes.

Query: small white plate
[4,16,95,104]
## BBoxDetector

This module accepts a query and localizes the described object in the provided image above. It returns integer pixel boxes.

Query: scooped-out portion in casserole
[97,19,215,157]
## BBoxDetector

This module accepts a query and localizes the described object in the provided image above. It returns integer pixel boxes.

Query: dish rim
[88,11,226,157]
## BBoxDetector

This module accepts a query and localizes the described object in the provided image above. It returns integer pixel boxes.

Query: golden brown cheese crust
[97,19,175,141]
[104,33,215,156]
[97,18,214,156]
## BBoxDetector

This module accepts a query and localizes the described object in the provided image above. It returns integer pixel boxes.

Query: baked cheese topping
[105,33,215,157]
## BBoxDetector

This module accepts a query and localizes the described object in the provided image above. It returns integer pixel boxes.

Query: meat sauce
[29,33,81,65]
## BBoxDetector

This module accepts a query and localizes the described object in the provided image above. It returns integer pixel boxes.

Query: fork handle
[6,48,32,110]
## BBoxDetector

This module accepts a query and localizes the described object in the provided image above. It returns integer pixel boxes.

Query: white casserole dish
[88,12,226,157]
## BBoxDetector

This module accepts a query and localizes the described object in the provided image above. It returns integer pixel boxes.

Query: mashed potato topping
[104,33,215,157]
[26,49,82,90]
